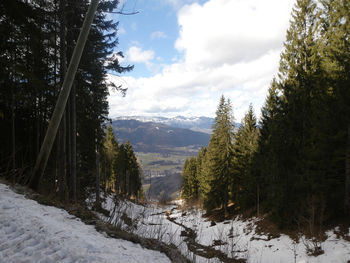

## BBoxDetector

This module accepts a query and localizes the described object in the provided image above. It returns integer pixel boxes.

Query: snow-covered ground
[0,183,170,263]
[95,194,350,263]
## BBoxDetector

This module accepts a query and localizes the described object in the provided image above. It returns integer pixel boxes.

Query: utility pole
[29,0,100,190]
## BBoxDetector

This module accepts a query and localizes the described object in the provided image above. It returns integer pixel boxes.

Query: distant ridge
[111,119,210,153]
[113,115,214,134]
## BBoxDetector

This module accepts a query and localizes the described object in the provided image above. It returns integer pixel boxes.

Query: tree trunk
[67,91,71,194]
[36,97,40,159]
[345,124,350,213]
[223,186,228,217]
[95,143,100,207]
[11,91,16,170]
[125,170,128,197]
[70,85,77,201]
[29,0,100,190]
[257,184,260,217]
[57,0,68,202]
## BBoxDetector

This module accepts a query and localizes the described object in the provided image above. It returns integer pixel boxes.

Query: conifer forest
[182,0,350,229]
[0,0,142,202]
[0,0,350,262]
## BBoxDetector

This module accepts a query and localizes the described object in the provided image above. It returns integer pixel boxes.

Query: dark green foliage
[182,0,350,230]
[232,104,259,211]
[181,157,199,201]
[0,0,132,200]
[201,96,235,213]
[254,0,350,227]
[101,129,142,199]
[101,126,119,191]
[125,141,142,198]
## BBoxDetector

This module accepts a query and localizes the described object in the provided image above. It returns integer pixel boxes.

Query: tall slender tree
[232,104,259,212]
[204,96,235,214]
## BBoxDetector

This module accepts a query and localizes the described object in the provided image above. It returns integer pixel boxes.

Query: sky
[107,0,296,121]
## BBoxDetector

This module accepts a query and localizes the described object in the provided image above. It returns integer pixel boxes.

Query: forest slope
[111,119,210,153]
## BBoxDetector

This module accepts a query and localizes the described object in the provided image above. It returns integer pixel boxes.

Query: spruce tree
[232,104,259,212]
[253,79,284,217]
[125,141,142,198]
[102,125,119,191]
[319,0,350,215]
[181,156,199,201]
[204,96,235,214]
[270,0,321,226]
[0,0,132,200]
[196,146,207,199]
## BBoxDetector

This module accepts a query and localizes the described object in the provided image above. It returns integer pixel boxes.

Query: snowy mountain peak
[112,116,214,133]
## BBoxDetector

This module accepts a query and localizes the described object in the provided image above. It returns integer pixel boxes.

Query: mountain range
[113,116,214,134]
[110,119,210,153]
[110,116,212,201]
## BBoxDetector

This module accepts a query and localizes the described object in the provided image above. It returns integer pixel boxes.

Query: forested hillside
[111,119,210,152]
[182,0,350,232]
[1,0,349,254]
[0,0,141,202]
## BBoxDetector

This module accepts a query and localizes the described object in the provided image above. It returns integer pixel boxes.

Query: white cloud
[108,0,296,121]
[175,0,294,67]
[126,46,154,68]
[151,31,167,40]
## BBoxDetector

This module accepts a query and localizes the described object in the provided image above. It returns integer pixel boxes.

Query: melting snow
[96,195,350,263]
[0,183,170,263]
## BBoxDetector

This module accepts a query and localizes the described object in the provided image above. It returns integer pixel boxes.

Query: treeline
[0,0,137,201]
[182,0,350,229]
[102,126,142,199]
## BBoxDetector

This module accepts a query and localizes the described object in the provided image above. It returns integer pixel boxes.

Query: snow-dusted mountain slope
[113,116,214,133]
[0,183,170,263]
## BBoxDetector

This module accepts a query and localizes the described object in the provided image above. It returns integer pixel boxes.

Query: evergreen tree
[181,156,199,201]
[253,80,284,217]
[196,146,207,199]
[102,125,119,191]
[125,141,142,198]
[266,0,322,226]
[232,104,259,212]
[318,0,350,215]
[0,0,131,201]
[204,96,235,214]
[182,159,190,199]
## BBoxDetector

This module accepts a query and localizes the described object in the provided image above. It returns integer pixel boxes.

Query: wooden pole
[29,0,100,189]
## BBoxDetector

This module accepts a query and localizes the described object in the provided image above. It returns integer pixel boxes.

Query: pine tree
[253,79,284,217]
[102,125,119,191]
[125,141,142,198]
[319,0,350,215]
[204,96,235,214]
[196,146,207,199]
[0,0,132,201]
[232,104,259,212]
[181,156,199,201]
[268,0,321,226]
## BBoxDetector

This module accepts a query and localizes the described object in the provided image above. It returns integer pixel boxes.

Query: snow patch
[96,194,350,263]
[0,183,170,263]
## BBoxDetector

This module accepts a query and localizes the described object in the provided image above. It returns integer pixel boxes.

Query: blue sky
[107,0,296,121]
[113,0,194,78]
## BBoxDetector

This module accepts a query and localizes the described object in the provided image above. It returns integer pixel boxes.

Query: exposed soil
[165,208,246,263]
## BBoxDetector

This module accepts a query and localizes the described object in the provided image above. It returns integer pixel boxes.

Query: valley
[110,117,211,200]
